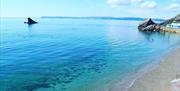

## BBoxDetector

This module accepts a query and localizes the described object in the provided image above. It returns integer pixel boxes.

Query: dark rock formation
[138,13,180,33]
[24,18,37,24]
[143,25,156,31]
[160,13,180,26]
[138,18,159,31]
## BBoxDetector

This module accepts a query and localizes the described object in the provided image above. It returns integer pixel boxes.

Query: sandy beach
[127,48,180,91]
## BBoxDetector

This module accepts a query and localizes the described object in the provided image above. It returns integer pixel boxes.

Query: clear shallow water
[0,18,180,91]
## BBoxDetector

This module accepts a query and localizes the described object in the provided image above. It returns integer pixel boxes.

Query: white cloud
[107,0,144,6]
[131,0,143,4]
[172,0,179,2]
[106,0,178,18]
[107,0,130,7]
[107,0,157,9]
[141,1,157,9]
[169,3,180,10]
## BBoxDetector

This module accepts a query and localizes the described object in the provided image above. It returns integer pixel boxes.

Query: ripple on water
[0,18,180,91]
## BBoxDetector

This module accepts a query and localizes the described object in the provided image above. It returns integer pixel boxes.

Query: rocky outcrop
[138,13,180,32]
[24,18,37,24]
[138,18,159,31]
[160,13,180,26]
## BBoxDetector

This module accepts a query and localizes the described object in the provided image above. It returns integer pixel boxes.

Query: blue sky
[0,0,179,18]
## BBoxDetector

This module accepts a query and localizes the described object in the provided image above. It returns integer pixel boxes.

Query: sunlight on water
[0,18,180,91]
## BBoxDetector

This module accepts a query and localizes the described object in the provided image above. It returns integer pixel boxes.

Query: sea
[0,18,180,91]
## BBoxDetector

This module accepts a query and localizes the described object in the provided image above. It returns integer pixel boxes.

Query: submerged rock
[24,17,37,24]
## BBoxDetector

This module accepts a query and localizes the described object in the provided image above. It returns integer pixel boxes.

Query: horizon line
[0,16,165,19]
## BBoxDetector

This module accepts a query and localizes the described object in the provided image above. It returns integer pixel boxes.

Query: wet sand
[127,48,180,91]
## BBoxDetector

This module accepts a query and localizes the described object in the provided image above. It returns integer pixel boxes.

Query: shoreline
[160,26,180,34]
[127,48,180,91]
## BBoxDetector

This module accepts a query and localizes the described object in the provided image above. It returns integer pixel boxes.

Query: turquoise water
[0,18,180,91]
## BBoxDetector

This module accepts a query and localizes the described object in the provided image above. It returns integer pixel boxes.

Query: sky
[0,0,180,18]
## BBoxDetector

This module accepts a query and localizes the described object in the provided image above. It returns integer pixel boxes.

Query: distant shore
[127,48,180,91]
[41,16,164,21]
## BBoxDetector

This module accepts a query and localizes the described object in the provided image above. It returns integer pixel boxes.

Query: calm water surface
[0,18,180,91]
